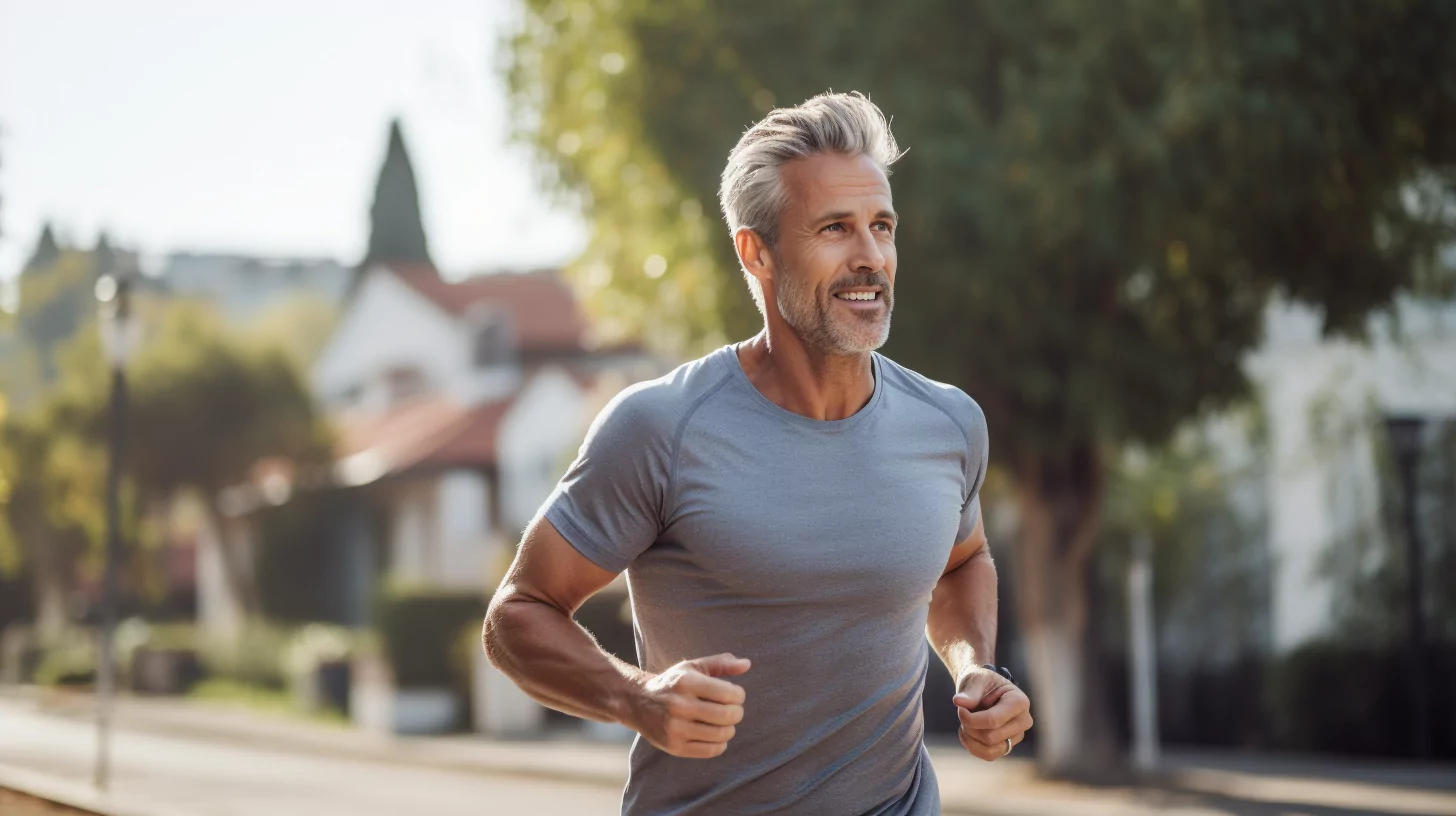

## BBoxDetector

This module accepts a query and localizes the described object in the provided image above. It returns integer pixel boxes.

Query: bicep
[498,514,620,616]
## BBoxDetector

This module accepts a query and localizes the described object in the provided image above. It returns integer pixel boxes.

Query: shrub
[198,620,295,690]
[35,629,96,687]
[375,585,487,689]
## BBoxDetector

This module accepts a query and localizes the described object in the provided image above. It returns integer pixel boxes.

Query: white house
[194,261,660,640]
[1247,295,1456,652]
[310,261,660,597]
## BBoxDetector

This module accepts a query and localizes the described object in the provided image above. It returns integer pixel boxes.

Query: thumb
[953,674,999,710]
[687,653,752,678]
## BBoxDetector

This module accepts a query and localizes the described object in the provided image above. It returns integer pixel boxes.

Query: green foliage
[34,628,97,687]
[375,584,486,689]
[508,0,1456,465]
[12,250,98,389]
[1320,417,1456,645]
[1096,409,1272,666]
[197,620,296,690]
[121,304,334,497]
[362,119,433,270]
[1266,640,1456,758]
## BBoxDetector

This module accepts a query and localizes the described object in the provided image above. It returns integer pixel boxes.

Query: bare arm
[927,513,1034,760]
[483,515,748,758]
[482,514,644,723]
[927,513,999,689]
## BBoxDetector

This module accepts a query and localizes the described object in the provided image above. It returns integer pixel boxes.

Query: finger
[983,712,1034,745]
[959,689,1028,731]
[672,697,743,726]
[674,720,736,743]
[957,719,1002,751]
[681,671,747,705]
[958,726,1001,761]
[685,653,752,678]
[676,740,729,759]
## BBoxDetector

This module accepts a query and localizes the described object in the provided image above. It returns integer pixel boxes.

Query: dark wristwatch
[981,664,1015,684]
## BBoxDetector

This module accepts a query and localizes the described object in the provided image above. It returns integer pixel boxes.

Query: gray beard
[775,266,893,355]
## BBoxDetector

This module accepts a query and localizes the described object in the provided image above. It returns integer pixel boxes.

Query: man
[483,91,1032,814]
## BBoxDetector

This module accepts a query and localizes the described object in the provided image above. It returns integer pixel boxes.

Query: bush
[1265,640,1456,759]
[34,629,96,688]
[376,586,487,689]
[198,620,296,690]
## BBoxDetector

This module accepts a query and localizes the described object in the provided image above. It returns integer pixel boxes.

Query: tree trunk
[1012,443,1111,774]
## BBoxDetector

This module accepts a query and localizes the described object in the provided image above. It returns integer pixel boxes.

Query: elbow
[482,588,526,670]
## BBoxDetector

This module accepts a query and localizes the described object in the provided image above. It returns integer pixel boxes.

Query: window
[471,309,516,368]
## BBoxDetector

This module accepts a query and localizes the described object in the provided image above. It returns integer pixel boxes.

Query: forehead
[779,152,892,215]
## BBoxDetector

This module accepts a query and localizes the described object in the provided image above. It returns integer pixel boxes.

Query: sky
[0,0,586,281]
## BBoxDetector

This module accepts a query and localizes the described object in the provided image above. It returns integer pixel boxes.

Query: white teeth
[836,291,877,301]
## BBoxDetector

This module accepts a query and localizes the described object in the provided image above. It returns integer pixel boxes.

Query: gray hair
[718,91,904,314]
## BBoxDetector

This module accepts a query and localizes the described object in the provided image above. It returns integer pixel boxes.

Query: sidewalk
[4,686,1454,816]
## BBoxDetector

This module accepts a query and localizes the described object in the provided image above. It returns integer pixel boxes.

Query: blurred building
[160,252,351,322]
[1248,293,1456,652]
[197,260,659,634]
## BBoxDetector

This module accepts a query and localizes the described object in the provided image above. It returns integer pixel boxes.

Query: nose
[848,225,887,274]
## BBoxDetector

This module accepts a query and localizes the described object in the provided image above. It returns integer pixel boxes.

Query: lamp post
[94,263,138,790]
[1383,415,1429,760]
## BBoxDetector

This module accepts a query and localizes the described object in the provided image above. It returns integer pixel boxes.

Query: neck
[734,326,875,421]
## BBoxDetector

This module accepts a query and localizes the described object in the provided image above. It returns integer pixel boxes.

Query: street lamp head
[96,263,140,370]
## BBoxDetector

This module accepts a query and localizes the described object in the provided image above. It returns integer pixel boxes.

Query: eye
[873,221,894,233]
[822,222,845,233]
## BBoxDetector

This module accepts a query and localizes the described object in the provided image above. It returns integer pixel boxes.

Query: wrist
[957,663,1014,693]
[608,667,652,730]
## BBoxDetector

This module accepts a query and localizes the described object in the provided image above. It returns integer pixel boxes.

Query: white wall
[496,367,589,537]
[313,266,503,411]
[1248,297,1456,652]
[436,469,492,590]
[387,479,438,583]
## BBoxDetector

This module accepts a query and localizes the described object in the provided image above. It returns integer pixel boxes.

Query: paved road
[0,704,624,816]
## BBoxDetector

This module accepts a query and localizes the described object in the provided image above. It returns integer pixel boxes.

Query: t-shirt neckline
[720,342,884,432]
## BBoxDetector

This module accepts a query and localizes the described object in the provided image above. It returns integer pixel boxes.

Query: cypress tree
[361,119,433,271]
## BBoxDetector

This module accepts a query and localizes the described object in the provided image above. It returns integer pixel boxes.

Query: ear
[734,227,774,289]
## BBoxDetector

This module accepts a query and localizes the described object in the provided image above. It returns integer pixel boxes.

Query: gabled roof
[334,394,517,485]
[379,262,587,354]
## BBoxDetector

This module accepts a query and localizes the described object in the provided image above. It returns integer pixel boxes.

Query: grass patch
[187,678,349,726]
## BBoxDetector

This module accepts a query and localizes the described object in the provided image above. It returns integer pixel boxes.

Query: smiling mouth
[833,291,882,302]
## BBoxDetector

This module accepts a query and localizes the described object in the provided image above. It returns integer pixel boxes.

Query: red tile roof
[383,263,587,354]
[335,394,516,482]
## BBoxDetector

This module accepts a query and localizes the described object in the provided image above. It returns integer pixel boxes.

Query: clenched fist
[626,653,750,759]
[954,668,1032,762]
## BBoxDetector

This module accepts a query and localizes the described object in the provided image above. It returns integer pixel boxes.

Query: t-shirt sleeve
[955,397,990,543]
[539,387,672,573]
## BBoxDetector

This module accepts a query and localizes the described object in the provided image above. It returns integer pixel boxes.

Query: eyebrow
[816,209,899,224]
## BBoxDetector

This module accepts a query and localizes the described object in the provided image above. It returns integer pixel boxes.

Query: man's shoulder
[876,353,987,443]
[593,347,734,442]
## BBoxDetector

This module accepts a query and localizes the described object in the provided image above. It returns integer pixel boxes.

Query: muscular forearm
[926,548,998,689]
[482,588,645,724]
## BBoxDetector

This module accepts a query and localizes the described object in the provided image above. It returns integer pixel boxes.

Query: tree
[361,119,433,272]
[15,303,333,629]
[23,223,61,274]
[507,0,1456,769]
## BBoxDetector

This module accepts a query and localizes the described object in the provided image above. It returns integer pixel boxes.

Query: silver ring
[1004,738,1012,757]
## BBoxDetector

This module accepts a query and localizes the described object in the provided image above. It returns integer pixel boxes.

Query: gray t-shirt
[541,343,989,815]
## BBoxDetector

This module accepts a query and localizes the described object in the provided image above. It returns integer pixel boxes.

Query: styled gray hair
[718,91,905,314]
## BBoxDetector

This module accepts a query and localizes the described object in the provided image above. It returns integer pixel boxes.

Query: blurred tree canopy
[1,301,333,632]
[508,0,1456,769]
